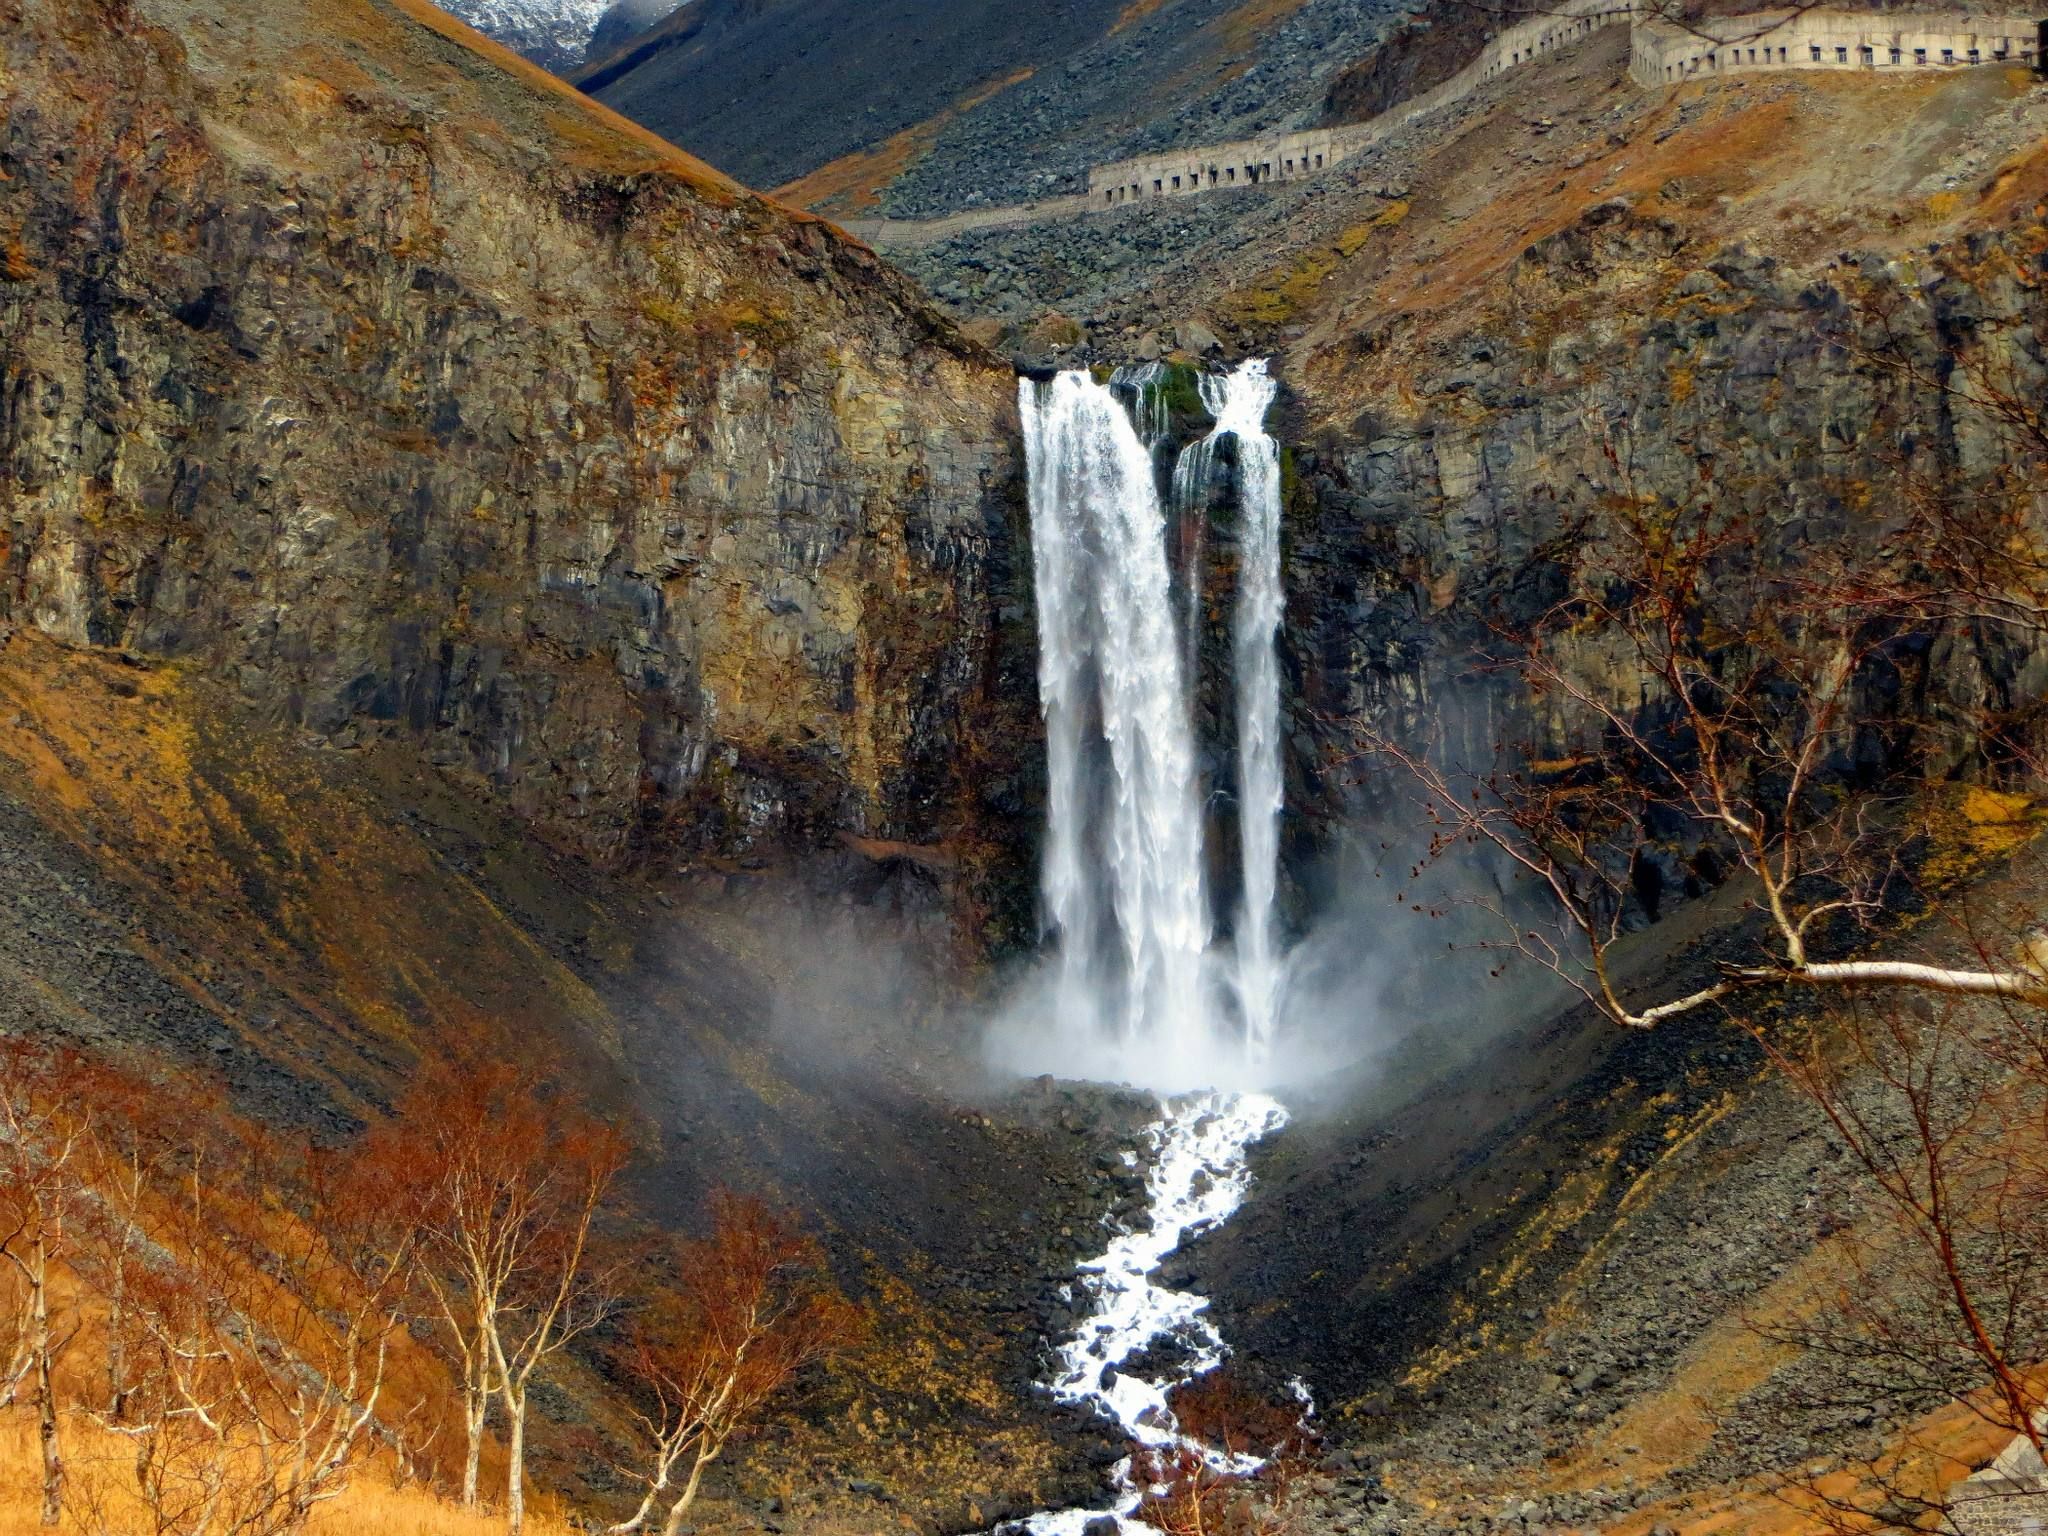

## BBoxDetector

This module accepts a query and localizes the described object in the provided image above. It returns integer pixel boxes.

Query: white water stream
[1006,365,1299,1533]
[1016,1092,1290,1535]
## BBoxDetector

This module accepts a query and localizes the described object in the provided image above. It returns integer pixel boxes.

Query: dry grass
[1397,90,1801,321]
[307,1476,581,1536]
[0,1417,577,1536]
[1215,0,1313,58]
[1279,41,2048,420]
[1596,1382,2027,1536]
[1381,1168,2028,1535]
[0,632,622,1111]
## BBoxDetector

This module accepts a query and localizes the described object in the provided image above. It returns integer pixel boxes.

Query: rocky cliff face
[1178,59,2048,1531]
[0,5,1096,1517]
[1271,81,2048,854]
[0,0,1028,896]
[1289,210,2048,808]
[1318,0,1498,123]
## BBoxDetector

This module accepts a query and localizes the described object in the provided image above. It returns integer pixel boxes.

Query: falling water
[1204,362,1286,1063]
[1009,361,1290,1086]
[1167,426,1215,693]
[1021,371,1215,1082]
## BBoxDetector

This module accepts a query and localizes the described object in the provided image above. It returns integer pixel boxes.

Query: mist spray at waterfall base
[994,364,1304,1534]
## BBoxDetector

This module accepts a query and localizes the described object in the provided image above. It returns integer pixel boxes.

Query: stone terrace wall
[843,2,2044,247]
[1086,0,1637,208]
[1087,126,1352,205]
[1630,8,2040,85]
[1950,1416,2048,1536]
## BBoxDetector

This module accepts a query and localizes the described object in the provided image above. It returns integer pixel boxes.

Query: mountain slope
[573,0,1136,192]
[883,25,2048,1531]
[0,0,1115,1521]
[574,0,1413,207]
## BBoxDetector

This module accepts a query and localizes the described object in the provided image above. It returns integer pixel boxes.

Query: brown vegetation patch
[1112,0,1176,34]
[779,1264,1077,1529]
[1404,91,1797,321]
[0,1373,571,1536]
[774,68,1034,216]
[1216,0,1314,58]
[1975,132,2048,231]
[372,0,740,194]
[1597,1385,2029,1536]
[1275,48,2048,418]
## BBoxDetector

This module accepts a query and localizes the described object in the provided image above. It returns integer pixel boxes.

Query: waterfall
[1203,362,1286,1064]
[1023,371,1215,1076]
[1008,360,1288,1088]
[1167,427,1215,695]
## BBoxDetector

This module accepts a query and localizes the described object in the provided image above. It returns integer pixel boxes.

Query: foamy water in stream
[1012,1094,1291,1534]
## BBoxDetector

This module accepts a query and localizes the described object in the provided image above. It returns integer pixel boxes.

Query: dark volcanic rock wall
[1319,1,1498,124]
[1279,208,2048,853]
[1201,205,2048,1411]
[0,0,1031,890]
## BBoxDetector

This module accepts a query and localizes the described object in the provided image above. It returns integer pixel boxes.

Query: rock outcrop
[0,0,1028,889]
[1286,205,2048,836]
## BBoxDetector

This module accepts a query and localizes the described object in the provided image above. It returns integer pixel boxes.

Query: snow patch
[438,0,613,70]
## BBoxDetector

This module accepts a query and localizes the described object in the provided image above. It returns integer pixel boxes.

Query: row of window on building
[1100,151,1330,204]
[1502,14,1601,71]
[1663,36,2033,76]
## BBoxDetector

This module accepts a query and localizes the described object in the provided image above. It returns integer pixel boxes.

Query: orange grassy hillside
[0,1420,579,1536]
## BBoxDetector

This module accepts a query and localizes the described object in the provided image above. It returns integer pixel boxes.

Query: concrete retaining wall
[842,3,2045,249]
[1087,126,1348,204]
[1086,0,1636,209]
[1949,1417,2048,1536]
[1629,8,2039,85]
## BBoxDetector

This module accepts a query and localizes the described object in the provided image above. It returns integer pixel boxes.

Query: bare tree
[1367,370,2048,1525]
[0,1042,87,1526]
[1134,1374,1314,1536]
[1373,478,2048,1029]
[608,1192,861,1536]
[70,1116,417,1536]
[68,1057,198,1428]
[369,1057,629,1534]
[1739,984,2048,1532]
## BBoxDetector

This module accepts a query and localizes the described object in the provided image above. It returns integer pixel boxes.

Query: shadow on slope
[574,0,1133,191]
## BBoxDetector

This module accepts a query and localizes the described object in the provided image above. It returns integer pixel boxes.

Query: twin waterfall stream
[1008,362,1298,1534]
